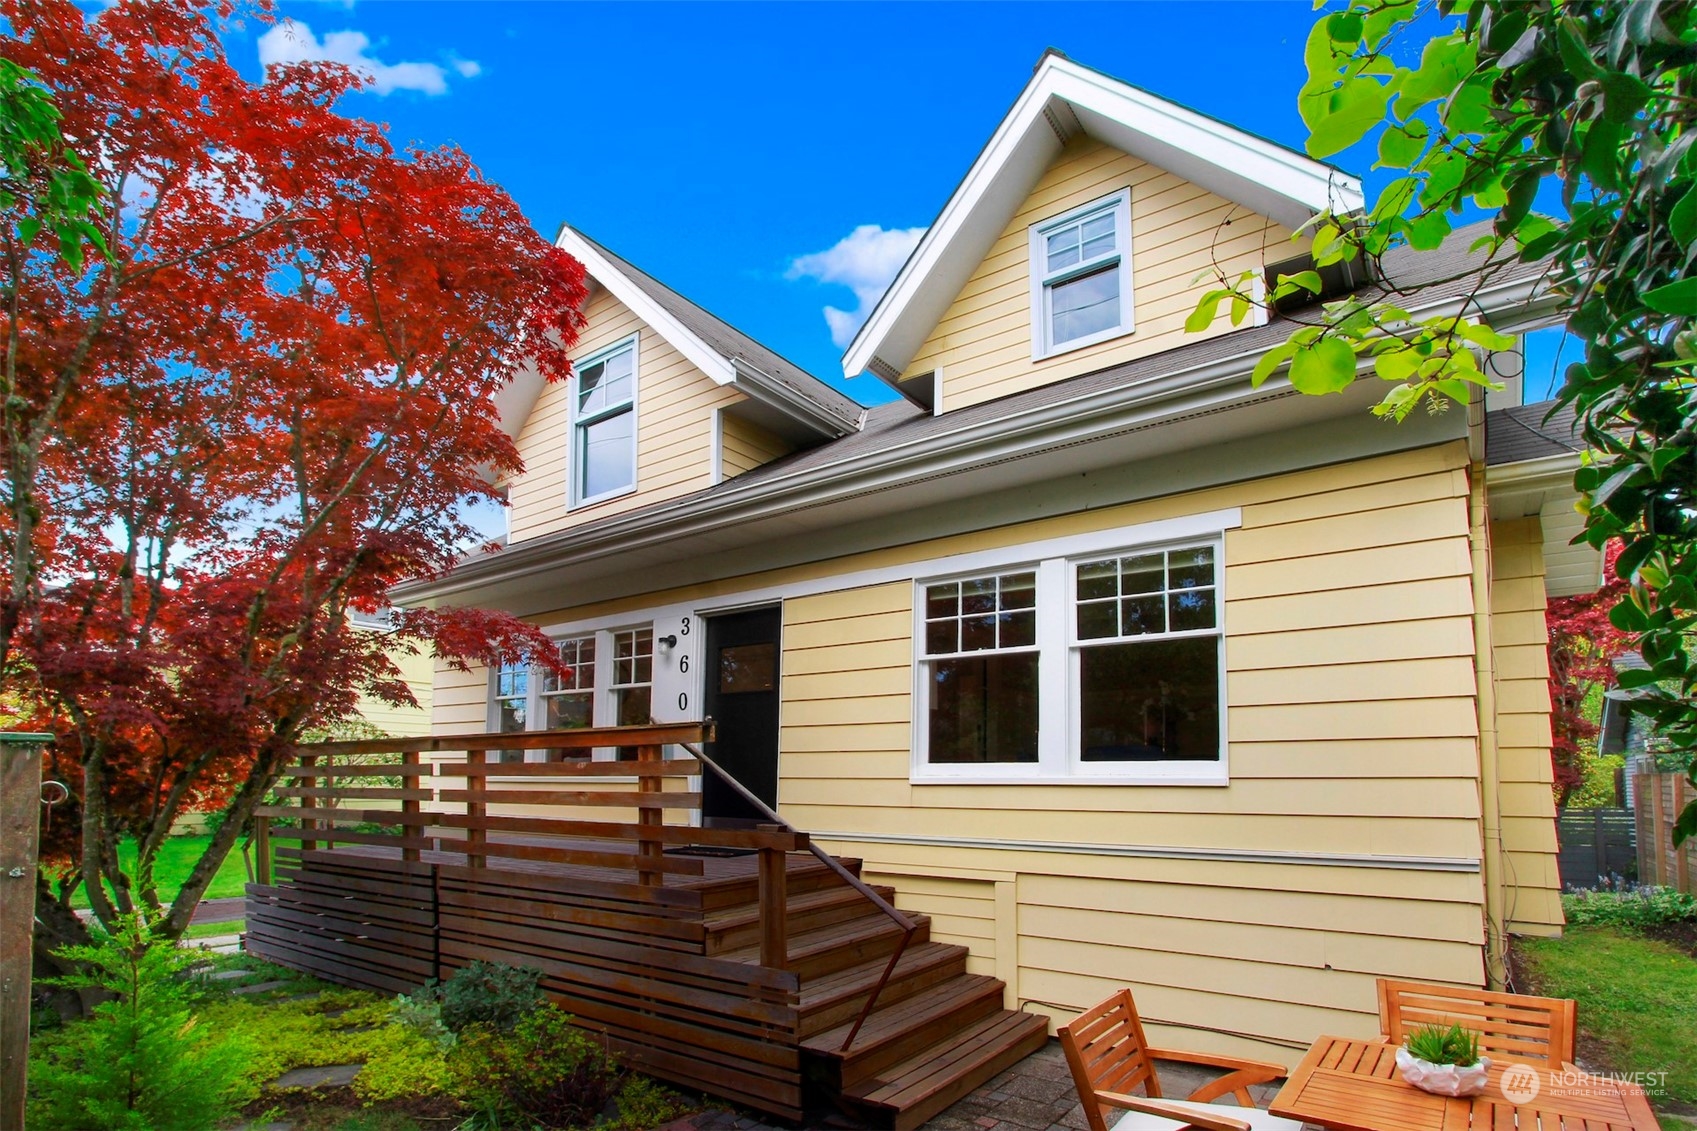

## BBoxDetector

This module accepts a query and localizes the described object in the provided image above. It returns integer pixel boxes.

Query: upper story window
[914,534,1225,784]
[1029,189,1134,359]
[571,335,638,507]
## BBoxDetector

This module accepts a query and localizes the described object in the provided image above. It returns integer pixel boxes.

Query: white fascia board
[841,54,1363,383]
[555,227,736,386]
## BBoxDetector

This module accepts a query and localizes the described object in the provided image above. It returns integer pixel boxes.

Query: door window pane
[719,643,776,693]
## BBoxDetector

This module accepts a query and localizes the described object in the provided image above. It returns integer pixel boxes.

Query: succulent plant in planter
[1396,1023,1490,1097]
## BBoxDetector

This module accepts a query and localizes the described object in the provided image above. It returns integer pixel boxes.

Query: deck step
[840,1010,1051,1131]
[705,884,898,954]
[798,940,971,1037]
[693,854,862,911]
[724,909,932,979]
[804,973,1006,1089]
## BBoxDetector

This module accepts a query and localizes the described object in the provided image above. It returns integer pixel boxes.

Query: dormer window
[1029,189,1134,359]
[571,334,638,507]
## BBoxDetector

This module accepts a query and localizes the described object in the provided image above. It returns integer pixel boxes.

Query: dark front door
[701,606,781,824]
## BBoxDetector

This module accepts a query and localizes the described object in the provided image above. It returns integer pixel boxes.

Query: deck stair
[242,724,1050,1130]
[708,858,1049,1130]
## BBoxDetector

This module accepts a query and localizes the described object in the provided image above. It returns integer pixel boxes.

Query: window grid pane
[1075,546,1216,641]
[924,572,1038,656]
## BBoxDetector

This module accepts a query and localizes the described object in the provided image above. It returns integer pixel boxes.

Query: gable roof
[402,221,1554,610]
[493,228,865,450]
[842,51,1365,390]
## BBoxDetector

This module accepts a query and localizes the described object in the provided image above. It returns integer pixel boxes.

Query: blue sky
[226,2,1567,405]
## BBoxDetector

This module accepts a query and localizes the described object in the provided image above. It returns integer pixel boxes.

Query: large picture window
[1029,189,1134,358]
[571,336,637,506]
[915,534,1226,783]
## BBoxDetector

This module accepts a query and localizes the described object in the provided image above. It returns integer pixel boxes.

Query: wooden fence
[243,723,907,1119]
[1632,769,1697,893]
[1555,807,1636,889]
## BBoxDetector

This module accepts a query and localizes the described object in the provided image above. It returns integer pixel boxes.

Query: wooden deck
[244,726,1047,1127]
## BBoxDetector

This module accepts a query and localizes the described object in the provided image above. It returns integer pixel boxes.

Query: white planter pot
[1395,1047,1492,1097]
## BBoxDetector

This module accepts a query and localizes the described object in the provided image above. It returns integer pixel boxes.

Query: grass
[1517,925,1697,1107]
[68,833,252,910]
[181,917,246,941]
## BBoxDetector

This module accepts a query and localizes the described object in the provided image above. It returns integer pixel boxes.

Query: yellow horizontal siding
[918,136,1302,412]
[1488,516,1562,933]
[720,412,795,479]
[508,287,741,542]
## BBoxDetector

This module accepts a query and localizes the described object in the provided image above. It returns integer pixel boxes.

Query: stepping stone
[231,979,292,995]
[271,1063,362,1089]
[207,968,255,981]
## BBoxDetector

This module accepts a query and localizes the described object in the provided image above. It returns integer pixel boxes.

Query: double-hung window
[493,660,528,764]
[921,571,1040,764]
[1072,547,1221,764]
[915,532,1226,783]
[1030,189,1133,358]
[537,635,595,760]
[610,627,654,761]
[571,336,637,506]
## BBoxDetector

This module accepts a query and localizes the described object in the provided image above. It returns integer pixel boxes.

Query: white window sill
[909,771,1228,787]
[570,485,637,513]
[1031,323,1134,363]
[486,774,641,785]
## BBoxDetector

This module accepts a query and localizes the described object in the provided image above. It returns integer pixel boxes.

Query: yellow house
[395,53,1588,1071]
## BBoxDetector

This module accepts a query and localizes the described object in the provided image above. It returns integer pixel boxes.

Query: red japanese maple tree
[2,0,586,946]
[1546,546,1632,810]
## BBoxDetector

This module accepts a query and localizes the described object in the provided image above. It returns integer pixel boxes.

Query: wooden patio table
[1269,1036,1660,1131]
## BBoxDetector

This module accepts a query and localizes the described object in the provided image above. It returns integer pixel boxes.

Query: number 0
[678,692,689,711]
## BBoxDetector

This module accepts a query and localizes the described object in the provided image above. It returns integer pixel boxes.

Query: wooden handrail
[676,737,916,1053]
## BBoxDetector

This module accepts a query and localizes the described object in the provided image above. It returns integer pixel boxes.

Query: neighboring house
[395,53,1589,1061]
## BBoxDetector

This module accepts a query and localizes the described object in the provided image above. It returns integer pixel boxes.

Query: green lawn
[69,834,252,910]
[1517,926,1697,1108]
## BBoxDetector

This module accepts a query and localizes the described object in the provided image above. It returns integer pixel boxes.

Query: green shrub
[1404,1022,1481,1066]
[1562,885,1697,930]
[449,1005,622,1129]
[414,959,546,1034]
[389,991,455,1051]
[29,915,253,1131]
[611,1075,695,1130]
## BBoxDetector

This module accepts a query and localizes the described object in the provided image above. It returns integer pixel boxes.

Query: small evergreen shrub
[1404,1023,1482,1067]
[1562,885,1697,930]
[28,915,253,1131]
[413,959,546,1034]
[449,1005,622,1129]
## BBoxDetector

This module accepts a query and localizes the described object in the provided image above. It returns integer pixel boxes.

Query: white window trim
[910,531,1227,786]
[568,333,640,511]
[1028,188,1135,361]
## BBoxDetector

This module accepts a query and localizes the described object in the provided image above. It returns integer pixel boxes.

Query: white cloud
[257,20,479,97]
[787,224,924,349]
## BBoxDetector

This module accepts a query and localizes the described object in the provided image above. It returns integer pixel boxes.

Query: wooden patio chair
[1376,978,1577,1066]
[1057,989,1299,1131]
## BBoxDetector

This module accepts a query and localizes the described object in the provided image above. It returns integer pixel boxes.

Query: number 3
[680,616,691,635]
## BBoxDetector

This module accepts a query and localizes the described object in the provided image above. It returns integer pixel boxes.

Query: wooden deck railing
[255,723,806,967]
